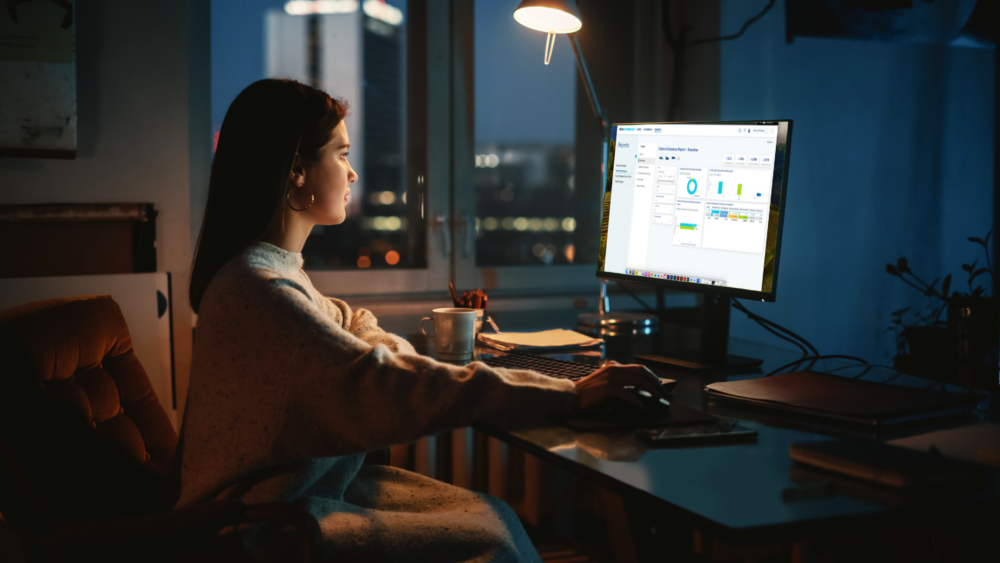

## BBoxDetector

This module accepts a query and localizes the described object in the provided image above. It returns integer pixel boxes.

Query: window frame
[309,0,451,296]
[451,0,601,296]
[309,0,604,298]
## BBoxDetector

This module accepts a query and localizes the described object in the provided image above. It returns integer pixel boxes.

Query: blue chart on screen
[686,178,698,195]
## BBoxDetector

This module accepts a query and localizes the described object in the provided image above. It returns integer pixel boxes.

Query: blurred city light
[284,0,358,16]
[283,0,404,27]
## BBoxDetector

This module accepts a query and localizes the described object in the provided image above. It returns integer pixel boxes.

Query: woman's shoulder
[203,243,313,309]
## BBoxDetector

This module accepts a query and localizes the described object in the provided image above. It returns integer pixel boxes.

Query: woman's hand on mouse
[573,361,666,411]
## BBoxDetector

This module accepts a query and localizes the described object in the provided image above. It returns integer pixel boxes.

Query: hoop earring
[287,191,314,212]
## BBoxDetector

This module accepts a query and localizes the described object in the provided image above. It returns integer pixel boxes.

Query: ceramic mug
[420,307,478,361]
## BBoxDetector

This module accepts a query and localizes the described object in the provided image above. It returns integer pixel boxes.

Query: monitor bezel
[596,120,794,303]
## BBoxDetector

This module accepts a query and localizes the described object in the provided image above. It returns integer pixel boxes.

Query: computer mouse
[627,387,672,413]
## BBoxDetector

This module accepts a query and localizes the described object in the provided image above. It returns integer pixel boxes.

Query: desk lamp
[513,0,658,338]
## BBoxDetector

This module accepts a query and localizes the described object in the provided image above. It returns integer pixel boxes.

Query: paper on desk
[888,423,1000,468]
[477,329,602,351]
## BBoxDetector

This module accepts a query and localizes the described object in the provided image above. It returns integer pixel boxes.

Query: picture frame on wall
[0,0,77,159]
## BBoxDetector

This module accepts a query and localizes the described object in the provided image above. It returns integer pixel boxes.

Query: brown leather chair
[0,295,318,562]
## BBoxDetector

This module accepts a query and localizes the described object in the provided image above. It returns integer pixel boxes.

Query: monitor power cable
[732,298,818,358]
[617,294,937,386]
[731,300,889,378]
[826,363,902,381]
[764,354,874,378]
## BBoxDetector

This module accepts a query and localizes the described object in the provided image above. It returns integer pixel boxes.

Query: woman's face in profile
[302,120,357,225]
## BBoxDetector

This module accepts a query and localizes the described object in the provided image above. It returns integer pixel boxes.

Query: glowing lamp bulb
[512,1,582,65]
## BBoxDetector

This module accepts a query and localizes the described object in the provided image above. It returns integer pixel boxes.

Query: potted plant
[886,231,998,389]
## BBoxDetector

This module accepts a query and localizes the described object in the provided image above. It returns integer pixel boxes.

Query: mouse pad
[557,404,718,431]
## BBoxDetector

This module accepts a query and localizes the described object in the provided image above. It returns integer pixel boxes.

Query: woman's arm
[202,273,578,463]
[325,296,416,354]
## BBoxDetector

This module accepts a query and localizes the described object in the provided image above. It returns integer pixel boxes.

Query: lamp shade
[513,0,582,34]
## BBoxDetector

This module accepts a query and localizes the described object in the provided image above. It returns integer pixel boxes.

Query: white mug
[420,307,477,361]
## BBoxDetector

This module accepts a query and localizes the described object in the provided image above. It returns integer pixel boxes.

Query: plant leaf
[890,306,911,316]
[952,291,963,299]
[969,237,986,246]
[972,286,984,297]
[897,257,909,273]
[924,278,939,297]
[886,264,899,276]
[986,229,992,245]
[941,274,951,297]
[970,268,989,284]
[962,263,973,272]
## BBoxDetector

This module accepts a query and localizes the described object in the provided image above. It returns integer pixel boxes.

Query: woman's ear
[289,154,306,189]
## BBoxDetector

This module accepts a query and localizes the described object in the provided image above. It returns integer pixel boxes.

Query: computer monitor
[596,120,793,369]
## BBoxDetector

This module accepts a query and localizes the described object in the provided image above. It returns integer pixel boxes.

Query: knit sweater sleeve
[201,266,578,462]
[325,296,416,355]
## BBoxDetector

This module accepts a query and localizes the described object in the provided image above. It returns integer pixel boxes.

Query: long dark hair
[190,79,348,313]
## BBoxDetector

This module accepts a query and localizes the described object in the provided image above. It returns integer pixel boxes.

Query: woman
[178,79,665,562]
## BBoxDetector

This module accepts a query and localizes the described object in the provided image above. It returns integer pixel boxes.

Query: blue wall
[719,2,994,363]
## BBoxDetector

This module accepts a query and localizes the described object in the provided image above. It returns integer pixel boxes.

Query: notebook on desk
[705,371,980,427]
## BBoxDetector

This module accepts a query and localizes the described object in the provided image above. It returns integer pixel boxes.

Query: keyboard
[482,352,598,381]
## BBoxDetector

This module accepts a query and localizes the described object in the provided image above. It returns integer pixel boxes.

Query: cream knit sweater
[177,242,579,561]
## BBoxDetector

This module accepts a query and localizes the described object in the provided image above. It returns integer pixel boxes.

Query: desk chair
[0,295,318,562]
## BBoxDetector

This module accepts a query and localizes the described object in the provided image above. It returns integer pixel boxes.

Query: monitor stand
[635,295,762,371]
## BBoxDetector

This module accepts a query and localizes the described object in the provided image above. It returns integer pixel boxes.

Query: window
[446,0,600,294]
[473,0,579,268]
[210,0,603,298]
[212,0,426,274]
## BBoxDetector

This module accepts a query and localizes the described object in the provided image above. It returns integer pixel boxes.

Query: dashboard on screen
[597,121,792,301]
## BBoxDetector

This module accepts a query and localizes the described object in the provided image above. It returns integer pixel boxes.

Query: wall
[0,1,209,421]
[719,1,994,363]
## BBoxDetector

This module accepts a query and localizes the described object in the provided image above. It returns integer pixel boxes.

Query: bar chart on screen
[673,199,704,247]
[707,169,770,203]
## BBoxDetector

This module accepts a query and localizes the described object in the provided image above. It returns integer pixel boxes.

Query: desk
[460,337,999,560]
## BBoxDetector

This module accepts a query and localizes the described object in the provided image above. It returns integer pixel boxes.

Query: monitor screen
[597,121,792,301]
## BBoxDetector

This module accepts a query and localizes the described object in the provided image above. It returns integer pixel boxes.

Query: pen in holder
[449,282,498,334]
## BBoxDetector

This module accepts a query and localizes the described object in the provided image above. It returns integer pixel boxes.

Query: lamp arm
[568,33,607,135]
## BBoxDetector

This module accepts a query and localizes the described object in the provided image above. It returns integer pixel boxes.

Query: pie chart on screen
[686,178,698,195]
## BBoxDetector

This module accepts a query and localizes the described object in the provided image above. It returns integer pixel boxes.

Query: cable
[826,363,903,380]
[727,300,909,382]
[745,308,819,356]
[662,0,777,120]
[754,318,810,357]
[732,298,819,357]
[686,0,777,48]
[615,281,656,312]
[765,355,871,378]
[732,299,811,349]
